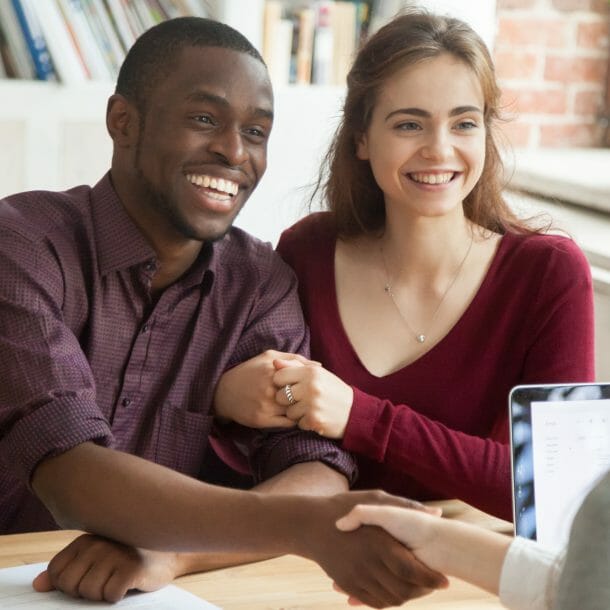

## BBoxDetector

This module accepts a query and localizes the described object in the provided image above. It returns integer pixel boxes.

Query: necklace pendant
[416,334,426,343]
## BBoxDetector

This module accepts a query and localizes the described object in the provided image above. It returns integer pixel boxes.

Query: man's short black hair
[116,17,265,114]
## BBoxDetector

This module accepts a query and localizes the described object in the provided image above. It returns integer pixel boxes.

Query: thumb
[32,570,55,592]
[335,507,364,532]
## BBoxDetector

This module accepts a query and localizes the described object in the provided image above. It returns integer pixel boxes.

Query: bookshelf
[0,0,495,243]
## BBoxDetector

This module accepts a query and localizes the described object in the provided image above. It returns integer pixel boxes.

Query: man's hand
[213,350,318,428]
[301,491,449,608]
[32,534,179,603]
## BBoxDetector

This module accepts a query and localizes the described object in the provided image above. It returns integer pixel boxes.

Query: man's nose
[209,126,248,167]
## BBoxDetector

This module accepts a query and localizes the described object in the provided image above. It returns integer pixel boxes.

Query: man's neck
[150,241,204,293]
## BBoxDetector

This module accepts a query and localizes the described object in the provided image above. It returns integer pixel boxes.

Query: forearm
[32,442,311,556]
[173,461,349,572]
[428,519,512,594]
[254,461,348,494]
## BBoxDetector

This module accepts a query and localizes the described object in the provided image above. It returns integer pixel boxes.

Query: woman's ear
[106,94,138,148]
[356,133,369,160]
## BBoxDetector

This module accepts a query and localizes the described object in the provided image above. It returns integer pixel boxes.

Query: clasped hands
[213,350,354,439]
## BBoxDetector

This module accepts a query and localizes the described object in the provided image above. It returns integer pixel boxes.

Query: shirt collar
[91,172,224,288]
[91,173,156,276]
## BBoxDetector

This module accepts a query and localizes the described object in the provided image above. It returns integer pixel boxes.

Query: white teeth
[185,173,238,196]
[410,172,454,185]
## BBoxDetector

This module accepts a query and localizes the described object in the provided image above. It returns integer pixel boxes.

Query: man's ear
[106,94,138,147]
[355,132,369,161]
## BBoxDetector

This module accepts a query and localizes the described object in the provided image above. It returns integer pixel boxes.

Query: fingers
[351,489,432,513]
[265,414,298,429]
[44,535,136,603]
[258,349,320,367]
[32,570,54,592]
[273,356,321,371]
[336,505,411,532]
[382,541,448,591]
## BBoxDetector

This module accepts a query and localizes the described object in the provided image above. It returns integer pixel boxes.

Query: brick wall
[494,0,610,148]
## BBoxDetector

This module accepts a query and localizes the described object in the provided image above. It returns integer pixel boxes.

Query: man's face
[130,46,273,243]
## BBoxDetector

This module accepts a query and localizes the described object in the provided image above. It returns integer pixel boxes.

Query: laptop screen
[509,383,610,551]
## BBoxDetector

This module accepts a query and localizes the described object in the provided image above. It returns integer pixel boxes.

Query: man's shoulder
[0,185,93,241]
[216,226,294,284]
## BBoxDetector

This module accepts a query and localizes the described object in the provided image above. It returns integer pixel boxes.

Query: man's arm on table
[32,442,447,608]
[34,460,347,600]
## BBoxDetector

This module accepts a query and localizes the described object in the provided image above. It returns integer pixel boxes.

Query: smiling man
[0,17,445,610]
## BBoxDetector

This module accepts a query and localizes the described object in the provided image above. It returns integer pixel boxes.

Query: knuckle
[367,489,389,503]
[78,581,103,602]
[56,573,77,597]
[104,582,127,603]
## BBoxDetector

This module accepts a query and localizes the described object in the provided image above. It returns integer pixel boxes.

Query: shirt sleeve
[499,536,562,610]
[342,236,594,520]
[0,225,113,486]
[219,247,357,485]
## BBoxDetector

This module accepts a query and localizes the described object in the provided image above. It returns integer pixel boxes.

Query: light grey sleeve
[553,471,610,610]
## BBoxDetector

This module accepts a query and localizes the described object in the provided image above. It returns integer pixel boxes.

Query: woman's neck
[379,209,474,285]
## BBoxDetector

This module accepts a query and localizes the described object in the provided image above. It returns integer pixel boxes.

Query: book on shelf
[294,6,314,85]
[330,1,357,86]
[262,0,293,85]
[56,0,113,80]
[11,0,58,81]
[85,0,126,74]
[261,0,371,87]
[0,0,36,79]
[103,0,137,51]
[32,0,90,83]
[0,17,17,77]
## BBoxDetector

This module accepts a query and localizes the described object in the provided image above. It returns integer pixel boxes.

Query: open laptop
[509,382,610,551]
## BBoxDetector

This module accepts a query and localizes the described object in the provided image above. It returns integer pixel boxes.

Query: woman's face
[357,53,486,222]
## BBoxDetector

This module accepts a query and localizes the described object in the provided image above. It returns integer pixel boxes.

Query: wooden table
[0,501,512,609]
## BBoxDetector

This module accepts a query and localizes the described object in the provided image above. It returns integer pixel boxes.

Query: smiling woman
[214,9,596,522]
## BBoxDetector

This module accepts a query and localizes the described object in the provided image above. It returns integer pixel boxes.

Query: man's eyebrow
[384,105,483,121]
[185,90,274,121]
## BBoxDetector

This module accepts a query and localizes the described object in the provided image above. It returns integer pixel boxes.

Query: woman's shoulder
[501,231,589,272]
[277,211,336,256]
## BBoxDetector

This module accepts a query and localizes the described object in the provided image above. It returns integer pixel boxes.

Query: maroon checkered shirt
[0,174,356,533]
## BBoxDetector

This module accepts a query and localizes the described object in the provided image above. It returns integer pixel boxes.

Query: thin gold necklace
[381,234,474,344]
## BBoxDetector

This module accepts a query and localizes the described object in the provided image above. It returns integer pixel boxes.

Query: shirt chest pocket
[155,402,214,476]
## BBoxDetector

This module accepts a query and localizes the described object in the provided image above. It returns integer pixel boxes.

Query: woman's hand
[213,350,317,429]
[272,358,354,439]
[336,505,440,559]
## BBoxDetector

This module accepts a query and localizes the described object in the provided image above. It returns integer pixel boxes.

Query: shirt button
[142,323,150,333]
[121,397,132,407]
[144,262,156,272]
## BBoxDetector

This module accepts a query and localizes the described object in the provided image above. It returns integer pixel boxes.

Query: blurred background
[0,0,608,377]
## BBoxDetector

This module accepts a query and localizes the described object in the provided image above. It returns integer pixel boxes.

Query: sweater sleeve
[344,387,514,518]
